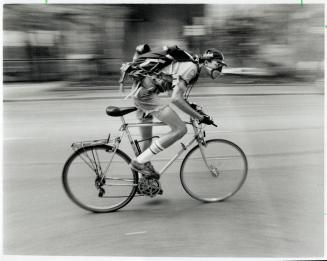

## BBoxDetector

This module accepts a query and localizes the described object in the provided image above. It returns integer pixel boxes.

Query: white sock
[137,140,164,164]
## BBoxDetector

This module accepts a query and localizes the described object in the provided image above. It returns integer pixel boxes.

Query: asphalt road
[3,92,324,258]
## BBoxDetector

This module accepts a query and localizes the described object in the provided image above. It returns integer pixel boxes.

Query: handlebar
[188,101,217,127]
[210,122,218,127]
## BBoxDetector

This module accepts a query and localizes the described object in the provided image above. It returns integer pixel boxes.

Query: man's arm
[170,78,203,120]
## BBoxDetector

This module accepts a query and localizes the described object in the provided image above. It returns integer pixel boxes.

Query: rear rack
[71,138,112,151]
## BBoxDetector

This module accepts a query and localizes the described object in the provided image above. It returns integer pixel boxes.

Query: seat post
[120,116,126,125]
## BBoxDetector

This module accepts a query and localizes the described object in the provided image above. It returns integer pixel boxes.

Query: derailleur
[137,177,163,197]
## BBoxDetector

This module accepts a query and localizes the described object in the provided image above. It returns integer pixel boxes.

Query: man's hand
[188,102,205,115]
[199,115,216,126]
[187,101,217,126]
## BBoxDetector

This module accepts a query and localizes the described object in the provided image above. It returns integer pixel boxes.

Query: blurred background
[3,4,324,87]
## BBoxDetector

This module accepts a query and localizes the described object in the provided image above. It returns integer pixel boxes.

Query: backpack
[119,45,199,93]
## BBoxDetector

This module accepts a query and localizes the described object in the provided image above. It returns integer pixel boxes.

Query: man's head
[201,48,227,79]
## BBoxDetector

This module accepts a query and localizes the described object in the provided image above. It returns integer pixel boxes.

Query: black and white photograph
[2,0,325,260]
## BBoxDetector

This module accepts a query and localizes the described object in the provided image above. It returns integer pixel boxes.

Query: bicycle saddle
[106,106,138,117]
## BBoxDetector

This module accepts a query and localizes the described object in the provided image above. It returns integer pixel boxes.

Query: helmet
[202,48,227,66]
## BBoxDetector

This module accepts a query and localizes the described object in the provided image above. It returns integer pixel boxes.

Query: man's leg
[151,105,187,148]
[135,108,153,152]
[134,106,187,166]
[139,115,153,152]
[130,106,187,178]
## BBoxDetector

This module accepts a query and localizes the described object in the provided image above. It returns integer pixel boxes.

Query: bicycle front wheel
[180,139,248,202]
[62,144,138,213]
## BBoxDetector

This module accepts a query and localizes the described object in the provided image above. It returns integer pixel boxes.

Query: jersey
[160,61,198,87]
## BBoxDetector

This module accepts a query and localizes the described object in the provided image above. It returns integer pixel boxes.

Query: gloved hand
[188,102,198,110]
[199,115,214,126]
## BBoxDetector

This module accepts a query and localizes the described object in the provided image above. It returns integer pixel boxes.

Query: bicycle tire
[62,144,138,213]
[180,139,248,202]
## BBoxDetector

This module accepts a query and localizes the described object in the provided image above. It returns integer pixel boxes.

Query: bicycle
[62,104,248,213]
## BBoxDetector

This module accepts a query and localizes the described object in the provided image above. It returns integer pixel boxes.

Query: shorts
[133,86,169,121]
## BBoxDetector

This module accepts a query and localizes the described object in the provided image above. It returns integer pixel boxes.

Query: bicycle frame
[115,115,210,177]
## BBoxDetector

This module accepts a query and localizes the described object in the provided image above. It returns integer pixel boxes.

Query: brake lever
[189,101,217,127]
[208,116,217,127]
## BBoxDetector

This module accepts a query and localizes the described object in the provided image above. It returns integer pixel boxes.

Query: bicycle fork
[192,122,220,178]
[198,143,220,177]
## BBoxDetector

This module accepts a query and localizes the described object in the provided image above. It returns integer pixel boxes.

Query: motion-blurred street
[3,82,324,257]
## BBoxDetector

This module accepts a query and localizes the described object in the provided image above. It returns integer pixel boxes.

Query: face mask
[205,65,223,79]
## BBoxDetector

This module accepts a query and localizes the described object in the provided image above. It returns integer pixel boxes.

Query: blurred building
[203,5,324,80]
[3,4,324,83]
[3,4,204,83]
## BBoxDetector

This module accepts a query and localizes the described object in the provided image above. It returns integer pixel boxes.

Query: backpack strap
[184,61,201,99]
[124,81,142,100]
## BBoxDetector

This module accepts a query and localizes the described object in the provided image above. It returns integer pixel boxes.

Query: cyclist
[129,47,227,179]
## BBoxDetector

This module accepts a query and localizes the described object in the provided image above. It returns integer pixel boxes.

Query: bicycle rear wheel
[180,139,248,202]
[62,144,138,213]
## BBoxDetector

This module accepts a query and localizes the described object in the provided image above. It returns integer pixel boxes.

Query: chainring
[138,177,162,197]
